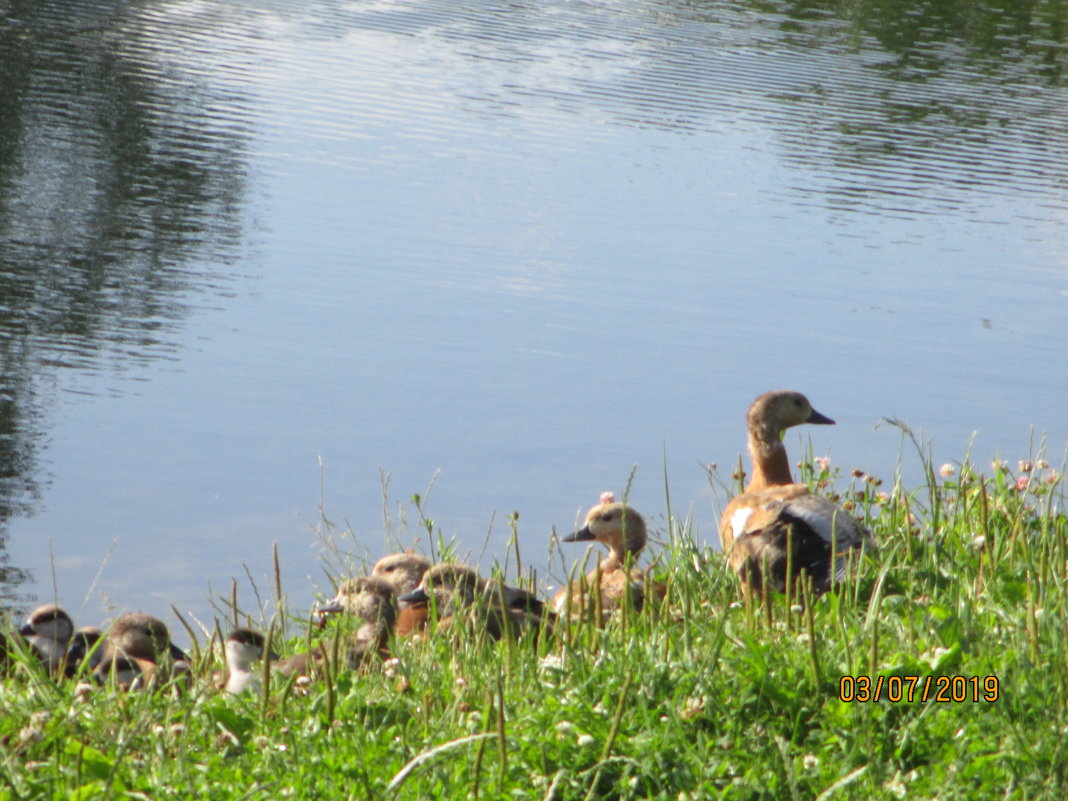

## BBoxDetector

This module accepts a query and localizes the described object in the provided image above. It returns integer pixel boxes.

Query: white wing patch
[730,507,755,540]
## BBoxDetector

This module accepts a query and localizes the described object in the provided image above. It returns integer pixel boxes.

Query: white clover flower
[577,734,595,747]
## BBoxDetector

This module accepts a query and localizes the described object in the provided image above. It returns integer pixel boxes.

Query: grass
[2,430,1067,801]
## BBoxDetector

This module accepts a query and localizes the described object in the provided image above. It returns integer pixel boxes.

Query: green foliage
[3,439,1067,800]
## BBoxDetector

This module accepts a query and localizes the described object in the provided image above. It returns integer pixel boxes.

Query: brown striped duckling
[719,391,874,598]
[553,494,665,619]
[399,563,549,641]
[19,604,75,674]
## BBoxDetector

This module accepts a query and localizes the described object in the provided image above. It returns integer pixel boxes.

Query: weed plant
[2,431,1067,800]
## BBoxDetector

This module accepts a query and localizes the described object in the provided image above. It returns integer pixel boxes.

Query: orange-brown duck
[718,391,873,598]
[553,493,666,619]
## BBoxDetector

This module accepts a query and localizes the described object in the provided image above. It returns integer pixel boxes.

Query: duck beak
[398,587,429,605]
[317,600,344,615]
[168,642,191,662]
[562,525,595,543]
[18,623,36,637]
[806,408,835,425]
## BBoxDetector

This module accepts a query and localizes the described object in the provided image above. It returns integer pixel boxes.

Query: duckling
[221,627,270,694]
[18,604,75,674]
[65,627,104,678]
[719,391,873,598]
[553,494,665,619]
[399,564,548,641]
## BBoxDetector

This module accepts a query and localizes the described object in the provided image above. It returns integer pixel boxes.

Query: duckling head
[564,496,648,569]
[370,551,431,596]
[747,390,834,441]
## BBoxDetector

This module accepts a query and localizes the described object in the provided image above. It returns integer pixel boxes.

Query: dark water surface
[2,0,1066,632]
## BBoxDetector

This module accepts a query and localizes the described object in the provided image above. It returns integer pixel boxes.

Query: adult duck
[371,551,432,637]
[319,575,399,664]
[553,493,665,619]
[718,390,873,597]
[97,612,191,689]
[399,564,550,641]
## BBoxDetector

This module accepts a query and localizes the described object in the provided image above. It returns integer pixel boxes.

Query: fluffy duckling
[19,604,75,674]
[400,564,549,641]
[221,628,270,694]
[719,391,873,598]
[553,494,665,619]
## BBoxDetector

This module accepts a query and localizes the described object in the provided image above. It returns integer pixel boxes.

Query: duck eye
[600,512,614,522]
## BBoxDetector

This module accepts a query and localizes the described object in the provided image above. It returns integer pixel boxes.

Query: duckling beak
[18,623,35,637]
[562,525,595,543]
[168,642,191,662]
[806,408,835,425]
[398,587,429,605]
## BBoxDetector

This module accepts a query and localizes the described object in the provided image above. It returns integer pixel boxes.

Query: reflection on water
[1,0,1066,621]
[0,0,251,601]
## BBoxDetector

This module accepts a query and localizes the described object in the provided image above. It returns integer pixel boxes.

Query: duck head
[320,576,399,632]
[19,604,75,669]
[398,563,484,610]
[370,552,431,597]
[107,612,189,664]
[744,391,834,490]
[563,494,648,571]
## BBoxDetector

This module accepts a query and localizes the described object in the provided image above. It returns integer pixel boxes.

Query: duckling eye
[793,398,803,408]
[600,512,615,522]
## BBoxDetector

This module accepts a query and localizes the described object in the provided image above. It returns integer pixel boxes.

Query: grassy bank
[2,434,1067,800]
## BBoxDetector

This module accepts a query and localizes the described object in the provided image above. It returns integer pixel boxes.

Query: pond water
[2,0,1066,634]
